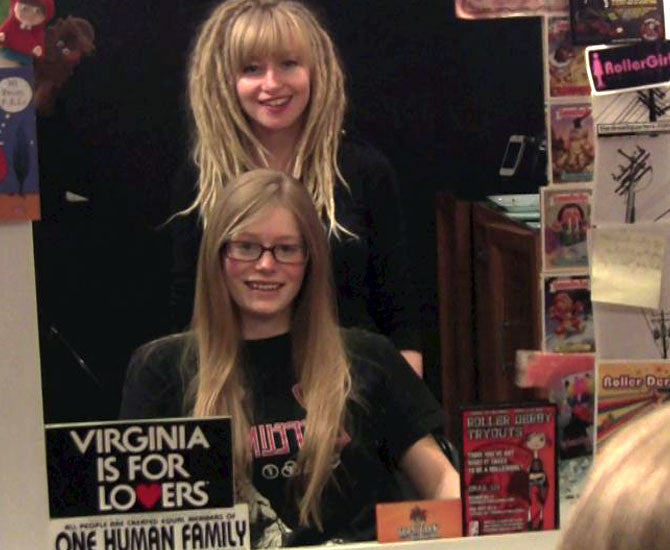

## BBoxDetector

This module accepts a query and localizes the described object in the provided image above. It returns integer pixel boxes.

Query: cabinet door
[436,193,474,442]
[472,204,540,403]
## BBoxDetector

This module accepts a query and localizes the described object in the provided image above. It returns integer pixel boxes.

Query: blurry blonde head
[188,0,347,235]
[189,168,351,529]
[557,404,670,550]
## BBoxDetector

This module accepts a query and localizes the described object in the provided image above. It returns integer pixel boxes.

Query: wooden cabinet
[437,194,541,442]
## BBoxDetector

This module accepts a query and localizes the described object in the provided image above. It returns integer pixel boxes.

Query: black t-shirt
[119,328,443,547]
[169,139,420,350]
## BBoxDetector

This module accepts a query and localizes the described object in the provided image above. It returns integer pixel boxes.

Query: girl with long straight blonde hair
[171,0,424,375]
[123,169,459,547]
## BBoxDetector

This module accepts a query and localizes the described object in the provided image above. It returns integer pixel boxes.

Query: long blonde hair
[189,169,351,529]
[557,404,670,550]
[188,0,347,235]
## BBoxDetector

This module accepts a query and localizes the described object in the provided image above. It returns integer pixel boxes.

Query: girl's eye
[281,59,299,69]
[242,64,261,75]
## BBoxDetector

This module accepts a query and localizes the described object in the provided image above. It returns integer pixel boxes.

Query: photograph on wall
[543,275,595,353]
[545,15,591,98]
[570,0,664,45]
[460,403,559,536]
[596,359,670,448]
[456,0,568,19]
[541,185,592,272]
[0,65,40,221]
[594,85,670,136]
[45,417,250,550]
[593,134,670,224]
[549,103,595,184]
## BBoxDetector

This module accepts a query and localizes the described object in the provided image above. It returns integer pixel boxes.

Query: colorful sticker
[550,103,595,183]
[543,275,595,353]
[541,186,592,272]
[546,16,591,97]
[461,403,559,536]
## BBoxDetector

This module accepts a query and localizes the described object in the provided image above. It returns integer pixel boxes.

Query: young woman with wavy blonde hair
[123,169,459,547]
[171,0,423,374]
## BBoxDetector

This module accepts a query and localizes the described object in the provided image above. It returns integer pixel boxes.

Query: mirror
[30,1,547,546]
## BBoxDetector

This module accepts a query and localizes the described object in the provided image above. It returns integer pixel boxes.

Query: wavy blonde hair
[557,404,670,550]
[189,168,351,529]
[188,0,347,236]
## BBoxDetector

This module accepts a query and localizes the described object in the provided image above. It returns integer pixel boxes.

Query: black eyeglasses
[223,241,309,264]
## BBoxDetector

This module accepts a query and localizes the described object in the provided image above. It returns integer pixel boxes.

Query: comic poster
[543,275,595,353]
[460,403,558,536]
[593,134,670,224]
[0,65,40,221]
[596,360,670,448]
[546,16,591,97]
[570,0,664,45]
[456,0,567,19]
[45,417,251,550]
[593,85,670,136]
[550,103,595,184]
[541,186,592,272]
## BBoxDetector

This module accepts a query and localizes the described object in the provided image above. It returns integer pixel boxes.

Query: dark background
[35,1,545,423]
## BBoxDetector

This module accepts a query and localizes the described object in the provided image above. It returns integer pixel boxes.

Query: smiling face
[235,54,311,141]
[223,204,307,339]
[15,1,46,26]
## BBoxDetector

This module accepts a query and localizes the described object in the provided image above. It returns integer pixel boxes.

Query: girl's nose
[255,249,277,270]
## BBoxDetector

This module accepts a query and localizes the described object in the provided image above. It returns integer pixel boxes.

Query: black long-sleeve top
[169,138,420,350]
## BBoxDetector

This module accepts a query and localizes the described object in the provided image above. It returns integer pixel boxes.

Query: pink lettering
[604,61,614,75]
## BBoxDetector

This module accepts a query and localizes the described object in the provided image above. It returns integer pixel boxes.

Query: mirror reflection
[33,0,545,546]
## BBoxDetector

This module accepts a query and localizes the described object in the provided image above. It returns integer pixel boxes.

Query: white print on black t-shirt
[261,460,299,480]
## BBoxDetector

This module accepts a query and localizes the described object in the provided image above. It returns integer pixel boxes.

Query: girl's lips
[259,96,292,109]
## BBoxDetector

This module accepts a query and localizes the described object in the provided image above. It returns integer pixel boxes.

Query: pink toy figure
[0,0,55,59]
[526,432,548,531]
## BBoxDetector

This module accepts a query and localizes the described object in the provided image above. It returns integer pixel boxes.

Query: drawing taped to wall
[593,135,670,224]
[594,86,670,136]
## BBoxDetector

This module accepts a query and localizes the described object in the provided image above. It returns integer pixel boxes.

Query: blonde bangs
[229,7,312,74]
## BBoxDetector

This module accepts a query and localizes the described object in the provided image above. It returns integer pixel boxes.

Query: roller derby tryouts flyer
[44,417,250,550]
[460,403,558,537]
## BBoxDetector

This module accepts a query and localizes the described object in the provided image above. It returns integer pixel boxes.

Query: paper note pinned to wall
[591,227,665,309]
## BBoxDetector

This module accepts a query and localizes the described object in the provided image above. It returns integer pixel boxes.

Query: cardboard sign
[45,417,243,549]
[587,42,670,95]
[376,499,462,542]
[45,418,234,518]
[461,403,559,536]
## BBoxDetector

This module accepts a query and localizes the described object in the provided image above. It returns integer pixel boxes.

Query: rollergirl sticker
[460,403,558,536]
[587,42,670,95]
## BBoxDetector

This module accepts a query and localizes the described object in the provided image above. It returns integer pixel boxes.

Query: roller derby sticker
[460,403,559,536]
[44,418,234,519]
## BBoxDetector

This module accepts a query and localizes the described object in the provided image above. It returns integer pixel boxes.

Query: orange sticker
[375,499,462,543]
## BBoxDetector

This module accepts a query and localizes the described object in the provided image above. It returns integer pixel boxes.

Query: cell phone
[499,135,527,176]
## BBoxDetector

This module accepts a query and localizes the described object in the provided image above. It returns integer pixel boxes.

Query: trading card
[549,103,595,184]
[542,185,592,272]
[543,275,595,353]
[546,16,591,97]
